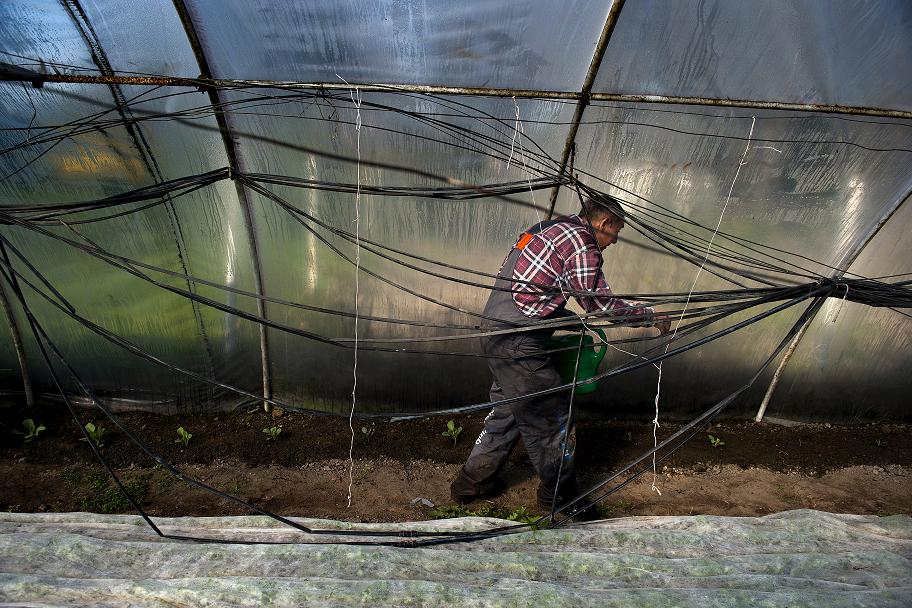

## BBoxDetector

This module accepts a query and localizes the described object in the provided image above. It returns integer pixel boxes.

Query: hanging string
[511,95,544,224]
[337,75,363,508]
[650,116,757,496]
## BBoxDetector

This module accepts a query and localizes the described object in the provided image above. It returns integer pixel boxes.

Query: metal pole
[171,0,273,412]
[60,0,217,399]
[755,181,912,422]
[3,67,911,120]
[546,0,626,219]
[0,264,34,408]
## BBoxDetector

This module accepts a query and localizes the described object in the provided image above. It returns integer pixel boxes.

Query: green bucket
[547,328,608,394]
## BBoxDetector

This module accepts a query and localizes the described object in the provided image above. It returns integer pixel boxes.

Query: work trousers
[452,331,578,507]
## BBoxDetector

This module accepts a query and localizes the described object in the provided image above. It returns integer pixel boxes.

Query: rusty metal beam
[3,67,911,120]
[171,0,273,411]
[546,0,626,219]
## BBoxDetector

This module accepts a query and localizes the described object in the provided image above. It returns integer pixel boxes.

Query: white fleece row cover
[0,509,909,607]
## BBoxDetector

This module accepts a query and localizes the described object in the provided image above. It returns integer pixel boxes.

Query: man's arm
[564,247,668,332]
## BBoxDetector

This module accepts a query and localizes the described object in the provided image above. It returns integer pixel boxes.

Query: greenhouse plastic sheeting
[0,1,910,417]
[597,0,912,110]
[0,510,910,606]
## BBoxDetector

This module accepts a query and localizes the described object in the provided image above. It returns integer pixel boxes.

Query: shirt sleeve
[564,247,655,323]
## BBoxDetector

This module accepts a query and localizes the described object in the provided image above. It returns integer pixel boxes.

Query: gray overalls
[451,218,580,508]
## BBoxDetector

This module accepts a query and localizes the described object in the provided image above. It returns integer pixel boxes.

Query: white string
[649,116,757,496]
[505,95,519,172]
[337,74,362,508]
[512,97,543,224]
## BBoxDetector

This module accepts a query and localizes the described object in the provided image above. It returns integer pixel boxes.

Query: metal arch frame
[59,0,218,394]
[546,0,626,220]
[171,0,273,411]
[4,71,912,120]
[0,269,33,407]
[755,179,912,422]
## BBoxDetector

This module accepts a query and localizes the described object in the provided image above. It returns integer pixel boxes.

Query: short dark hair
[580,195,625,224]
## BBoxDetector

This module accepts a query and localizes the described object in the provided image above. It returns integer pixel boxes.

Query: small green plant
[21,418,46,442]
[361,423,375,441]
[83,422,107,447]
[707,434,725,448]
[442,420,463,446]
[175,426,192,447]
[61,466,148,513]
[262,425,282,441]
[597,499,635,519]
[429,502,540,526]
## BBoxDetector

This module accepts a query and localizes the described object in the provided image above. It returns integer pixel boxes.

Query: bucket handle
[592,327,608,367]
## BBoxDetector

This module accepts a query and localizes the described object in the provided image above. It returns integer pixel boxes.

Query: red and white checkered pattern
[507,215,653,322]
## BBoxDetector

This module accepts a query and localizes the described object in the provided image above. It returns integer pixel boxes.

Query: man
[450,195,670,517]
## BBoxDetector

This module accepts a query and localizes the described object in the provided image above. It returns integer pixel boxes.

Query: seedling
[175,426,192,447]
[361,424,375,441]
[83,422,107,447]
[21,418,46,442]
[707,434,725,448]
[442,420,463,446]
[429,502,539,526]
[262,425,282,441]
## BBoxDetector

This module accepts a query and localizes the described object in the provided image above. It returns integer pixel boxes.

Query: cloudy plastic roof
[0,0,910,419]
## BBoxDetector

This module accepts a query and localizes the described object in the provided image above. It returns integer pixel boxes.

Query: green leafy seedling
[22,418,46,442]
[262,425,282,441]
[175,426,192,448]
[442,419,463,446]
[708,434,725,448]
[361,424,375,441]
[83,422,107,447]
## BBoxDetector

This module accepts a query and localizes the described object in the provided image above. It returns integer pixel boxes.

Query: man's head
[580,196,625,250]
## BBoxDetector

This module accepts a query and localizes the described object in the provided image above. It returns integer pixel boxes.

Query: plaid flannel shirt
[509,215,653,322]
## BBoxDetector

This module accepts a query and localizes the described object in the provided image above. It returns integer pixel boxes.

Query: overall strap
[513,217,569,250]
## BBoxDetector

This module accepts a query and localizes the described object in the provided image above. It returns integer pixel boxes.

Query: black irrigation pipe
[2,215,820,374]
[3,87,563,213]
[0,241,833,427]
[0,261,493,543]
[404,297,828,546]
[550,297,828,527]
[17,166,800,298]
[0,88,887,289]
[0,239,833,548]
[0,240,771,544]
[55,217,751,352]
[2,208,762,348]
[0,86,891,294]
[0,67,908,540]
[1,86,904,291]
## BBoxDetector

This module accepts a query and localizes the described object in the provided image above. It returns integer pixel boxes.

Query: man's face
[593,215,623,250]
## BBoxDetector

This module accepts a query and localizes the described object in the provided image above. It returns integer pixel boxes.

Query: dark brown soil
[1,401,909,521]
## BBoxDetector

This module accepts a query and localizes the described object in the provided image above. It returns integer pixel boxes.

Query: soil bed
[1,403,909,522]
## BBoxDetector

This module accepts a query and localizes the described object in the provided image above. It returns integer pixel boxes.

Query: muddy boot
[450,472,506,505]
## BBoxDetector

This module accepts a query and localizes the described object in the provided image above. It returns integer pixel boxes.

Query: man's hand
[653,316,672,335]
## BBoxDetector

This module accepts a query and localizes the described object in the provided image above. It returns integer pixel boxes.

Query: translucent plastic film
[771,188,912,420]
[562,102,912,416]
[597,0,912,111]
[223,90,574,412]
[186,0,611,91]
